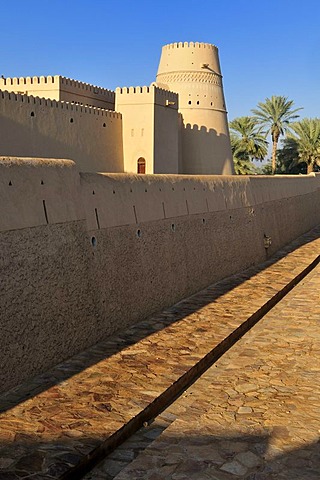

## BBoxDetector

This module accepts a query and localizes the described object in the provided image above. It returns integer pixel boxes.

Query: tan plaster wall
[153,101,179,174]
[1,161,320,393]
[156,42,234,175]
[115,86,179,174]
[0,91,123,172]
[115,88,154,174]
[0,76,115,109]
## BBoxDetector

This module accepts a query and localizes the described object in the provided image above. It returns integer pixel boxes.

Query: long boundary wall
[1,157,320,393]
[0,91,123,172]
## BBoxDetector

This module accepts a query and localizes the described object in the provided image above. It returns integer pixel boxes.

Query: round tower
[156,42,234,175]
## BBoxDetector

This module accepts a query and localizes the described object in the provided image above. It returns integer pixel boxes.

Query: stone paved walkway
[96,263,320,479]
[0,227,319,479]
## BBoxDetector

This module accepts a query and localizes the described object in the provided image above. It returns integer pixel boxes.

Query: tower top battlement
[157,41,221,77]
[162,42,218,51]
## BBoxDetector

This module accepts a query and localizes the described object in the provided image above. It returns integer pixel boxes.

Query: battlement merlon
[0,75,115,109]
[115,85,178,109]
[0,90,121,119]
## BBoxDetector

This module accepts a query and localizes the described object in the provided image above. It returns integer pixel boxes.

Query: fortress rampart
[0,91,123,172]
[0,75,115,109]
[1,156,320,393]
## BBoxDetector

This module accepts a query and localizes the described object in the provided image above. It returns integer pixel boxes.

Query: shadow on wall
[181,123,233,175]
[1,225,319,411]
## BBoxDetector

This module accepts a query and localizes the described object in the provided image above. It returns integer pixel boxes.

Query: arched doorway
[137,157,146,174]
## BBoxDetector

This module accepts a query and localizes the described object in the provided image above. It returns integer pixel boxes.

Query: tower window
[188,100,191,105]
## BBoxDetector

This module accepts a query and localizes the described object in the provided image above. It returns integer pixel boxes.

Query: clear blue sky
[1,0,319,120]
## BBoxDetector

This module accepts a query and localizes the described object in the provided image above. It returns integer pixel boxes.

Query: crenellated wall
[0,91,123,172]
[0,75,115,109]
[1,156,320,393]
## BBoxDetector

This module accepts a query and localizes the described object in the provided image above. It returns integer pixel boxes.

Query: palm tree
[252,96,302,174]
[287,118,320,173]
[229,116,268,174]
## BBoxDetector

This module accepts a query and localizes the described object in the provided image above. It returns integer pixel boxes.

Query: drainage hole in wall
[103,123,106,127]
[70,118,74,123]
[230,215,232,219]
[171,224,175,232]
[113,190,116,194]
[91,236,97,247]
[41,180,44,185]
[30,111,35,117]
[136,229,142,238]
[159,188,162,192]
[172,187,175,191]
[183,187,186,191]
[145,189,148,193]
[92,190,95,195]
[8,180,12,186]
[202,218,206,224]
[130,188,133,193]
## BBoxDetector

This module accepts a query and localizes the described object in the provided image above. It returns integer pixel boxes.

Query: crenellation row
[116,86,151,94]
[116,85,177,99]
[0,75,115,99]
[0,75,58,86]
[163,42,218,50]
[0,90,121,118]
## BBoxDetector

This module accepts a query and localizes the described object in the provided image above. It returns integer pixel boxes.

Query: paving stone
[237,406,253,414]
[220,460,248,475]
[234,451,262,468]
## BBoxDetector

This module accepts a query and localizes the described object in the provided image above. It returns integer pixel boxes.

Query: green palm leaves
[288,118,320,173]
[251,96,302,174]
[230,97,319,175]
[229,116,268,174]
[230,116,268,160]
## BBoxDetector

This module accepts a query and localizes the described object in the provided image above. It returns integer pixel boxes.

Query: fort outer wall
[1,157,320,393]
[0,91,123,173]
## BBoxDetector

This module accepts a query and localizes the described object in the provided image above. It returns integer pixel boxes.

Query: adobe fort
[0,42,320,394]
[0,42,234,175]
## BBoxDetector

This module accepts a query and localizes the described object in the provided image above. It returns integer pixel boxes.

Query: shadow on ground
[0,431,319,479]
